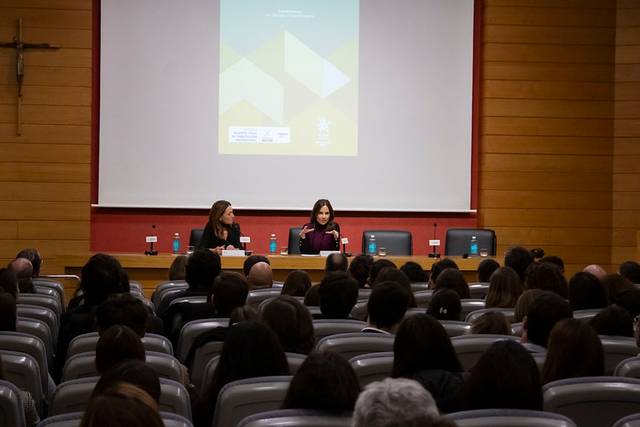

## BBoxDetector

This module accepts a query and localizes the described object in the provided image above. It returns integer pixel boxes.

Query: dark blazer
[197,221,241,249]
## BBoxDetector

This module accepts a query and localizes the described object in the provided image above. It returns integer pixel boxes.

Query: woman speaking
[198,200,241,253]
[299,199,340,254]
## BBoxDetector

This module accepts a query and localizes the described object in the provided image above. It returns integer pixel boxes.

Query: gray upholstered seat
[0,331,49,395]
[18,294,62,320]
[312,319,368,340]
[349,301,369,321]
[573,308,602,323]
[448,409,576,427]
[465,308,515,323]
[468,283,489,299]
[32,278,65,312]
[440,320,472,337]
[414,290,434,309]
[315,332,395,360]
[191,340,225,391]
[0,379,26,427]
[67,332,173,359]
[349,351,393,388]
[151,280,188,308]
[614,413,640,427]
[17,304,59,343]
[599,335,640,375]
[361,230,412,256]
[459,300,487,321]
[17,316,54,361]
[0,350,43,414]
[237,409,352,427]
[246,289,283,309]
[615,356,640,378]
[451,334,520,370]
[176,317,229,362]
[36,412,194,427]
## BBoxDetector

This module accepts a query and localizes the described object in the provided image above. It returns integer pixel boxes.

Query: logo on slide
[316,117,331,147]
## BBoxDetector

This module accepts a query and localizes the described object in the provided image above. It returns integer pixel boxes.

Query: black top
[197,221,241,249]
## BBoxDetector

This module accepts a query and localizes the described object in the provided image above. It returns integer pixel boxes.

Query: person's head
[208,200,235,237]
[367,281,412,333]
[16,248,42,277]
[589,305,634,337]
[318,272,359,318]
[168,255,187,281]
[504,246,534,283]
[262,296,314,354]
[348,254,374,288]
[620,261,640,284]
[542,318,604,384]
[282,270,312,297]
[209,272,249,316]
[282,351,360,413]
[434,268,469,299]
[0,268,18,299]
[392,314,462,377]
[513,288,546,323]
[429,258,459,286]
[615,289,640,319]
[583,264,607,281]
[370,259,397,285]
[247,262,273,290]
[541,256,565,274]
[81,384,162,427]
[477,259,500,283]
[8,257,34,294]
[372,267,411,290]
[465,340,542,410]
[400,261,429,283]
[485,266,524,309]
[93,359,161,403]
[602,274,635,303]
[325,253,348,273]
[229,305,259,325]
[352,378,441,427]
[310,199,335,228]
[0,292,17,332]
[81,253,127,306]
[303,284,320,306]
[524,262,568,299]
[242,255,270,277]
[530,248,545,262]
[523,291,573,348]
[426,289,461,321]
[96,293,149,337]
[95,325,146,374]
[568,272,608,310]
[185,249,221,292]
[471,311,510,335]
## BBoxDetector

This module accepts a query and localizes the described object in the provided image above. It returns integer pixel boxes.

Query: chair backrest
[511,322,524,336]
[189,228,204,247]
[288,227,302,255]
[543,376,640,427]
[246,289,283,309]
[440,320,472,337]
[17,304,59,343]
[361,230,412,255]
[18,293,62,320]
[615,356,640,378]
[414,290,434,309]
[600,336,640,375]
[349,351,393,388]
[350,301,368,321]
[32,278,65,309]
[67,332,173,359]
[465,308,515,323]
[161,412,195,427]
[447,409,576,427]
[312,319,368,341]
[0,379,26,427]
[573,309,602,323]
[0,331,48,394]
[451,334,520,371]
[237,409,352,427]
[191,340,225,392]
[0,350,43,413]
[315,333,395,360]
[168,295,207,307]
[357,289,371,300]
[460,300,487,321]
[468,283,489,299]
[212,376,292,427]
[444,228,497,256]
[176,318,229,362]
[33,286,63,308]
[36,411,83,427]
[17,316,54,362]
[151,281,188,308]
[614,413,640,427]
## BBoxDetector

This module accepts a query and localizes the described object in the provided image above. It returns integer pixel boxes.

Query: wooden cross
[0,18,60,136]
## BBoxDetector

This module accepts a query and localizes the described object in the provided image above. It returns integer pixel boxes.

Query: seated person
[299,199,340,254]
[325,253,348,273]
[317,272,359,319]
[262,296,314,354]
[521,291,572,354]
[426,289,461,322]
[470,312,510,335]
[247,262,273,289]
[197,200,241,252]
[7,257,35,293]
[363,281,411,334]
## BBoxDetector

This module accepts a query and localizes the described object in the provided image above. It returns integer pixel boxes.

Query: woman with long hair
[299,199,340,254]
[198,200,241,252]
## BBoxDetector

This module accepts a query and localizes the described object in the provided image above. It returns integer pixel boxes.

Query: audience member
[584,264,607,281]
[400,261,429,283]
[95,325,146,374]
[317,272,359,319]
[620,261,640,284]
[485,266,523,308]
[428,258,459,289]
[615,289,640,319]
[504,246,534,283]
[513,289,546,323]
[325,253,348,273]
[568,272,608,310]
[168,255,187,281]
[542,318,604,384]
[363,281,411,334]
[371,267,417,307]
[8,257,35,293]
[530,248,545,262]
[0,292,16,332]
[247,261,273,289]
[602,274,635,303]
[92,359,161,403]
[434,268,470,299]
[282,351,360,414]
[370,259,397,284]
[16,248,42,277]
[281,270,312,297]
[0,268,18,299]
[470,311,510,335]
[589,305,634,337]
[303,284,320,306]
[541,255,565,273]
[477,258,500,283]
[242,255,270,277]
[96,293,150,337]
[426,289,461,322]
[524,262,568,299]
[348,254,374,288]
[0,354,39,426]
[209,272,249,317]
[262,296,314,354]
[521,291,572,353]
[80,384,163,427]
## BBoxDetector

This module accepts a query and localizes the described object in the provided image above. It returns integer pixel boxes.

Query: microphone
[428,222,440,258]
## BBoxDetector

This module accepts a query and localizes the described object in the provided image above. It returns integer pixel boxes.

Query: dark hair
[400,261,429,283]
[524,262,568,299]
[602,274,635,303]
[430,258,459,286]
[372,267,417,308]
[370,259,398,284]
[464,340,542,410]
[16,248,41,277]
[208,200,233,241]
[471,311,510,335]
[367,281,411,330]
[243,255,270,277]
[615,289,640,319]
[348,254,374,288]
[542,318,604,384]
[168,255,187,281]
[325,253,348,273]
[426,289,461,321]
[229,305,259,325]
[282,351,360,414]
[81,253,127,306]
[392,314,462,376]
[93,360,161,403]
[541,256,565,274]
[81,386,163,427]
[568,272,608,311]
[185,249,221,292]
[524,291,573,347]
[310,199,336,229]
[530,248,545,260]
[485,266,523,308]
[477,259,500,283]
[262,296,314,354]
[95,325,146,374]
[318,272,359,318]
[620,261,640,284]
[513,289,546,323]
[589,305,634,337]
[303,285,320,306]
[504,246,534,283]
[435,268,469,299]
[209,272,249,317]
[282,270,312,297]
[96,293,149,337]
[0,292,17,332]
[0,268,18,299]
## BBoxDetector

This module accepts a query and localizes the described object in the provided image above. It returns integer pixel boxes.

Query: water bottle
[368,234,377,256]
[469,235,478,256]
[172,232,181,254]
[269,234,277,254]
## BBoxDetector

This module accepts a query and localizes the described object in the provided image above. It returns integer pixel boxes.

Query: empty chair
[450,334,520,371]
[573,309,601,323]
[191,341,225,391]
[189,229,204,248]
[444,228,497,256]
[212,376,292,427]
[0,332,49,396]
[312,319,368,340]
[0,379,26,427]
[17,317,54,362]
[246,289,282,309]
[67,332,173,359]
[349,352,393,388]
[468,283,489,300]
[465,308,515,323]
[17,304,59,343]
[33,278,65,310]
[543,376,640,427]
[176,318,229,362]
[18,294,62,320]
[0,350,43,414]
[460,300,486,321]
[315,333,395,360]
[151,281,188,308]
[414,290,434,309]
[361,230,412,256]
[614,413,640,427]
[287,227,303,255]
[615,356,640,378]
[440,321,472,337]
[447,409,576,427]
[600,336,640,375]
[237,409,352,427]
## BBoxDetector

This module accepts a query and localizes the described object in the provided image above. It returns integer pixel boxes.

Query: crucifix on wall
[0,18,61,136]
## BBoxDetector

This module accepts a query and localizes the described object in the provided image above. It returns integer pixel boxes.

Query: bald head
[8,258,34,294]
[248,262,273,290]
[584,264,607,281]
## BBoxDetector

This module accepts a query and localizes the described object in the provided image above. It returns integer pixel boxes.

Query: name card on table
[222,249,246,257]
[240,236,251,243]
[429,239,441,247]
[145,236,158,243]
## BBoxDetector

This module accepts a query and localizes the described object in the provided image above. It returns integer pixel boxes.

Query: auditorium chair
[350,301,368,321]
[599,335,640,375]
[151,280,188,308]
[361,230,412,256]
[16,317,53,362]
[315,332,395,360]
[312,319,368,341]
[468,282,489,299]
[0,380,26,427]
[67,332,173,359]
[176,317,229,362]
[190,340,225,392]
[32,278,65,311]
[36,412,194,427]
[287,227,303,255]
[444,228,497,256]
[451,334,520,371]
[0,332,49,396]
[189,228,204,248]
[465,308,515,323]
[410,282,429,292]
[18,293,62,321]
[0,350,43,414]
[615,356,640,378]
[440,320,472,337]
[349,351,393,388]
[447,409,576,427]
[614,413,640,427]
[573,308,601,323]
[246,288,283,309]
[17,304,59,343]
[459,299,486,321]
[237,409,352,427]
[414,290,434,308]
